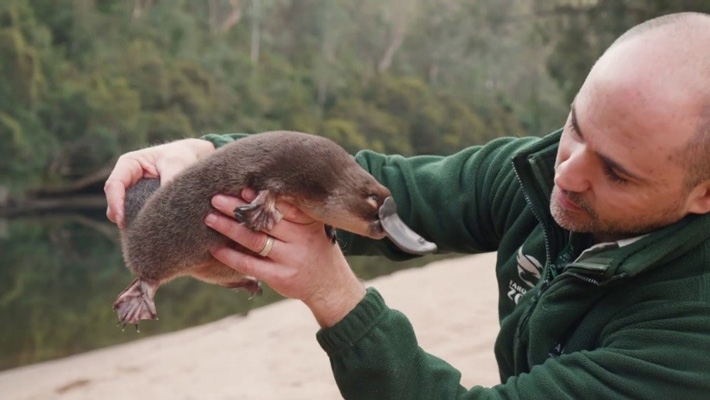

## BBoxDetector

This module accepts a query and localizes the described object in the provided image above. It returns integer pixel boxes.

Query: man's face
[550,36,701,242]
[551,111,689,242]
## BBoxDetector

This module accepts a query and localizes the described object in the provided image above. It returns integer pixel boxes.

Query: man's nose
[554,150,591,193]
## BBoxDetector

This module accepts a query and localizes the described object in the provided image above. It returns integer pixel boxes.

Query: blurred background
[1,0,708,372]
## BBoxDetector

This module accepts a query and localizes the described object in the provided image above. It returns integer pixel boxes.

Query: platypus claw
[116,321,141,332]
[235,205,279,231]
[224,277,262,299]
[233,190,283,231]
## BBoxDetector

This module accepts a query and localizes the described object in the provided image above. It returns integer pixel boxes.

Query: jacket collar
[511,129,710,279]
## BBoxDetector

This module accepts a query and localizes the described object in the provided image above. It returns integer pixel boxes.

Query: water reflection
[0,211,447,371]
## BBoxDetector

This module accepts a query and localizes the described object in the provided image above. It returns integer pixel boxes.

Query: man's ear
[687,181,710,214]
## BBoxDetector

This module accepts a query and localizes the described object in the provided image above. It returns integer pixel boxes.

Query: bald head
[609,12,710,50]
[590,12,710,189]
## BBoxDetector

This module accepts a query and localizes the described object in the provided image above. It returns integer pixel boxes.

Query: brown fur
[115,131,392,325]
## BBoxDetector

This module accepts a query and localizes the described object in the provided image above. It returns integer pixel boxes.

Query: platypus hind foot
[224,277,263,299]
[113,278,159,327]
[234,189,283,231]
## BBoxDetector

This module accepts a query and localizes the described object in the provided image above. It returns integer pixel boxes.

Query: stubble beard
[549,186,684,242]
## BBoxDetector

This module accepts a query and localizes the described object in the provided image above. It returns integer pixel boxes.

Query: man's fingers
[241,187,257,202]
[210,246,279,282]
[157,167,180,187]
[104,155,149,228]
[212,194,247,215]
[274,200,313,224]
[104,180,125,226]
[205,212,283,258]
[239,189,313,224]
[155,154,197,186]
[211,195,320,243]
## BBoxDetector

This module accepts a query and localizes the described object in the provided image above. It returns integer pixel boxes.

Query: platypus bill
[113,131,436,329]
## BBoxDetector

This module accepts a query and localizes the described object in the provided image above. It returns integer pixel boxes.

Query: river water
[0,209,443,371]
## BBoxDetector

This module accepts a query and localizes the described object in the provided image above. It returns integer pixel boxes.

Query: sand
[0,252,500,400]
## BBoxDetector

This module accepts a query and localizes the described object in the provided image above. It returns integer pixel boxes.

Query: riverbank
[0,252,500,400]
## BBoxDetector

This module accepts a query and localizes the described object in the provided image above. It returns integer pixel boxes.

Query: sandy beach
[0,252,500,400]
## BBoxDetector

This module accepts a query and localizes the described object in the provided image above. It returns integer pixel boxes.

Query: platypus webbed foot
[113,278,159,328]
[234,189,283,231]
[223,277,263,299]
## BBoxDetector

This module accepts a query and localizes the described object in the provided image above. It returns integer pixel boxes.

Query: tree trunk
[377,0,412,73]
[219,0,243,33]
[377,28,406,73]
[250,0,261,65]
[132,0,154,20]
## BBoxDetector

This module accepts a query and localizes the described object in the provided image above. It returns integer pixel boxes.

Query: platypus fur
[114,130,436,327]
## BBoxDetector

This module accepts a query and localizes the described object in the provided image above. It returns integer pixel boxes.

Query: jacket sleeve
[317,289,710,400]
[338,136,537,259]
[201,133,249,148]
[201,132,537,259]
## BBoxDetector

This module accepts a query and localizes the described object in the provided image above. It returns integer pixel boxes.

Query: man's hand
[205,191,366,328]
[104,138,215,228]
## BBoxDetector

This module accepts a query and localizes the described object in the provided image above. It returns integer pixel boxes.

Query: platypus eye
[368,194,379,203]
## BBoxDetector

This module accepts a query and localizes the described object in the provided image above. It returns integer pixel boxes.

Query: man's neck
[593,232,647,246]
[593,233,625,244]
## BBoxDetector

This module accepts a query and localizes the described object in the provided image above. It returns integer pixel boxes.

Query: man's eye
[603,165,627,184]
[568,122,582,140]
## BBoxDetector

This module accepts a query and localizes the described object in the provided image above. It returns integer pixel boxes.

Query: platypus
[114,130,437,327]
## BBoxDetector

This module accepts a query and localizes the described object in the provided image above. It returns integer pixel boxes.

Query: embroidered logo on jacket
[507,247,543,304]
[548,342,565,358]
[517,247,542,287]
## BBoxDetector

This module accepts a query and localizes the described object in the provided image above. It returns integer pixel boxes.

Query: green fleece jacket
[203,131,710,399]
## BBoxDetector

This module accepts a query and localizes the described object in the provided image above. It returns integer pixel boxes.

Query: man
[106,12,710,398]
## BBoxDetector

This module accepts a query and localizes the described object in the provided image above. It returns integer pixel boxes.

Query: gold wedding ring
[258,236,275,257]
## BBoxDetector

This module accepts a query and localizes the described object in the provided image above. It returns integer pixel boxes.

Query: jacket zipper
[511,161,552,269]
[565,271,628,286]
[511,162,554,347]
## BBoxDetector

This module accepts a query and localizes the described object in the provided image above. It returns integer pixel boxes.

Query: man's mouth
[556,189,584,212]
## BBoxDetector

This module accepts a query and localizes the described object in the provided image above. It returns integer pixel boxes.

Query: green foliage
[0,0,548,192]
[541,0,710,104]
[2,0,707,193]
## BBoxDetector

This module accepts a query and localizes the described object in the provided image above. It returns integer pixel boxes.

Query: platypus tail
[124,178,161,228]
